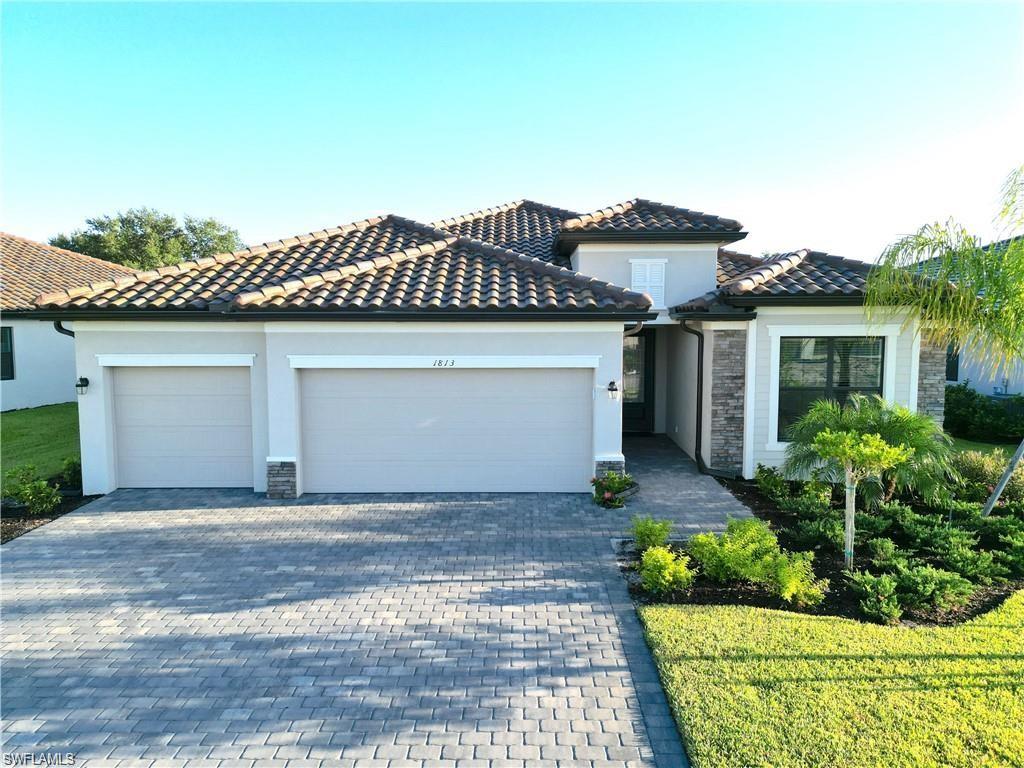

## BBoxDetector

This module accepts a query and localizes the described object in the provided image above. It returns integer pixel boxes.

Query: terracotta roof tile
[674,249,874,312]
[562,199,743,235]
[433,200,580,267]
[0,233,135,311]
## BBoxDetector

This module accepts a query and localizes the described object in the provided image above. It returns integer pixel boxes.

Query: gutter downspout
[53,321,74,338]
[623,321,645,338]
[680,320,736,478]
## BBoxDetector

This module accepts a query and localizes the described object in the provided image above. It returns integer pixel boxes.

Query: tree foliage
[50,208,244,270]
[865,167,1023,376]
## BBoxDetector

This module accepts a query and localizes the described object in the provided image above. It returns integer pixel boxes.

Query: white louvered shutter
[631,260,666,308]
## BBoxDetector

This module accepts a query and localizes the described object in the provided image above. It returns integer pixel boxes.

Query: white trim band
[96,354,256,367]
[288,355,602,369]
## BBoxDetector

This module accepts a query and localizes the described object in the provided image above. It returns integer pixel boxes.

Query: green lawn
[1,402,80,480]
[640,592,1024,768]
[952,436,1018,455]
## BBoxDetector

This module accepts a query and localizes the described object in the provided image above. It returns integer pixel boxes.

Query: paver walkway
[2,439,750,768]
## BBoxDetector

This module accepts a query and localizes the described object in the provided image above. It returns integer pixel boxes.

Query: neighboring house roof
[433,200,580,267]
[0,232,135,312]
[674,249,873,313]
[35,214,651,318]
[915,234,1023,295]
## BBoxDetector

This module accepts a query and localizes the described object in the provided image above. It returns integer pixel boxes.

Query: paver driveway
[2,441,749,768]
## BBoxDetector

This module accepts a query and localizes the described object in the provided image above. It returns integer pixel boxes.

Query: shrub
[2,465,61,517]
[938,544,1007,585]
[772,552,827,606]
[592,471,634,508]
[849,571,903,624]
[951,449,1024,504]
[944,383,1024,442]
[631,516,672,553]
[995,530,1024,577]
[690,518,827,605]
[640,547,695,595]
[894,564,974,611]
[58,457,82,490]
[866,537,914,571]
[779,493,832,520]
[689,518,780,583]
[755,464,790,503]
[789,516,844,552]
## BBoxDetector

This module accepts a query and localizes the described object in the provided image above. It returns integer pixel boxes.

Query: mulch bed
[618,478,1023,627]
[1,494,98,544]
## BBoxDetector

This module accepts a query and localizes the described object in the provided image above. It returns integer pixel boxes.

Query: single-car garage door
[301,368,593,492]
[113,367,253,488]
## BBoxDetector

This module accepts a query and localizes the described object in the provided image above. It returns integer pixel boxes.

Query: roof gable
[562,199,743,236]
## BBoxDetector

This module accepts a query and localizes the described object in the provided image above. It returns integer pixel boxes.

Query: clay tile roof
[35,213,651,317]
[674,249,874,312]
[716,248,762,282]
[35,216,452,312]
[433,200,580,267]
[233,236,651,314]
[0,233,136,311]
[562,198,743,235]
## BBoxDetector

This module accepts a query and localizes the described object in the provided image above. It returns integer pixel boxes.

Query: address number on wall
[432,359,456,367]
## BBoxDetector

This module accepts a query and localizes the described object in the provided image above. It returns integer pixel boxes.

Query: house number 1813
[432,359,456,367]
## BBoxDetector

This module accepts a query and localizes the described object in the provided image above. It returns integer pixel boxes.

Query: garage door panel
[301,368,593,493]
[113,367,253,488]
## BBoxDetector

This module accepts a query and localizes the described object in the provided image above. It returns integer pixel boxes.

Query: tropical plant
[865,165,1024,516]
[784,394,954,506]
[592,471,634,508]
[809,429,913,569]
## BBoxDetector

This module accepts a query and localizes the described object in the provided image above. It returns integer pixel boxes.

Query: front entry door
[623,330,655,433]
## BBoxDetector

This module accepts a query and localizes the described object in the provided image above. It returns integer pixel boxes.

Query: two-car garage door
[110,365,593,493]
[300,368,593,492]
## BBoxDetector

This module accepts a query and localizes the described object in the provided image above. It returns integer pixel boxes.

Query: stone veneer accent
[595,458,626,476]
[917,339,947,425]
[709,329,747,475]
[267,461,297,499]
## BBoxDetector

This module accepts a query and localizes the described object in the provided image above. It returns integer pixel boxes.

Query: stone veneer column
[267,461,297,499]
[595,458,626,476]
[709,329,747,475]
[917,339,947,425]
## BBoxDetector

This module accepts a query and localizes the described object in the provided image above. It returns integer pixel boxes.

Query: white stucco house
[31,199,947,497]
[0,233,135,412]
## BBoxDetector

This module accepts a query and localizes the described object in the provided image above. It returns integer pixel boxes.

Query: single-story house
[0,233,135,411]
[32,199,946,497]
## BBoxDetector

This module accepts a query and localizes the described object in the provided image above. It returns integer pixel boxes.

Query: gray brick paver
[1,438,729,767]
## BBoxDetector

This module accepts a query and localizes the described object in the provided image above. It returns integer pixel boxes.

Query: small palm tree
[865,166,1024,515]
[785,394,955,506]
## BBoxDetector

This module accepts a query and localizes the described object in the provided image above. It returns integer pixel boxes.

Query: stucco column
[265,343,300,498]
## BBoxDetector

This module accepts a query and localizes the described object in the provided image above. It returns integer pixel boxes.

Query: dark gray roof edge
[26,308,658,322]
[558,230,748,253]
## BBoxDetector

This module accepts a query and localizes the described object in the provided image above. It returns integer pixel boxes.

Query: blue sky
[3,2,1021,260]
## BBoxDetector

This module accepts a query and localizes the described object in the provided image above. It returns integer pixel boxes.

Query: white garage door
[113,367,253,488]
[301,368,593,492]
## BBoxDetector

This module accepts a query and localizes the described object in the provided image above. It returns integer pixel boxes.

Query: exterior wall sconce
[607,380,620,400]
[76,377,89,395]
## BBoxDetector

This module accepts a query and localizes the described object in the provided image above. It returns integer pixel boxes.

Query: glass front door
[623,330,655,432]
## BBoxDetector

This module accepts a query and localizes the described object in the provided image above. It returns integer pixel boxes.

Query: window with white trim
[629,259,666,308]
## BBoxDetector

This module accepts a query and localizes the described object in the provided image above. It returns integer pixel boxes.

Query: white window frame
[766,324,900,452]
[628,258,667,310]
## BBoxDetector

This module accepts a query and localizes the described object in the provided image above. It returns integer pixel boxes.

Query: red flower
[603,491,613,500]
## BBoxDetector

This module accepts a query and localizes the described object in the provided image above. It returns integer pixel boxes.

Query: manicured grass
[1,402,79,480]
[952,436,1018,455]
[640,592,1024,768]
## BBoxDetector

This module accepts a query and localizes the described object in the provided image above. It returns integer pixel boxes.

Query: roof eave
[28,308,658,322]
[724,294,865,307]
[557,230,748,254]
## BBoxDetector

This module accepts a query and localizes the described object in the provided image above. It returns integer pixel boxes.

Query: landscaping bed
[1,492,97,544]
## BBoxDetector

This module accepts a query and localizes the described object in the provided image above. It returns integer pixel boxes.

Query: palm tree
[865,166,1024,515]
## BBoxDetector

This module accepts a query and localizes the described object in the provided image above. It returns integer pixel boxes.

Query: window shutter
[631,261,666,308]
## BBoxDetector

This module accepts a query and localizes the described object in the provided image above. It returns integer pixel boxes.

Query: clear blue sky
[3,2,1021,260]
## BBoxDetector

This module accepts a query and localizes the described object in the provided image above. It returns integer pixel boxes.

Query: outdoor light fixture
[76,377,89,395]
[607,380,619,400]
